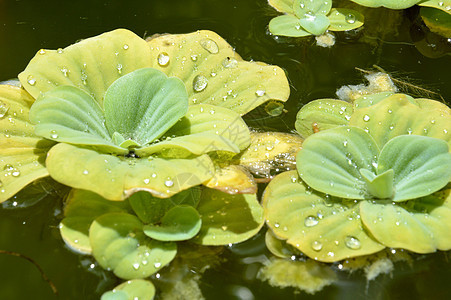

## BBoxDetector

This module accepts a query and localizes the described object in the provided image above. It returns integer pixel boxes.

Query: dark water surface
[0,0,450,299]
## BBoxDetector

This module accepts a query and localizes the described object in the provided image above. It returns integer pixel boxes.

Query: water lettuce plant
[268,0,364,37]
[0,28,290,202]
[351,0,451,12]
[263,92,451,262]
[59,187,264,279]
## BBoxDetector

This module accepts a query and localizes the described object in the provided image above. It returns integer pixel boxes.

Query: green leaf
[104,68,188,146]
[204,165,257,194]
[352,91,396,109]
[161,104,251,151]
[419,1,451,15]
[328,8,365,31]
[378,135,451,201]
[360,168,394,199]
[295,99,353,138]
[147,30,290,115]
[101,279,155,300]
[28,85,126,153]
[90,212,177,280]
[194,188,264,245]
[0,85,54,203]
[349,0,421,9]
[45,143,214,200]
[420,7,451,38]
[297,126,379,199]
[360,189,451,253]
[59,189,131,254]
[269,15,312,37]
[129,188,201,224]
[293,0,332,18]
[18,29,152,107]
[136,104,250,157]
[268,0,296,14]
[262,171,385,262]
[350,93,451,149]
[143,205,202,241]
[299,13,330,36]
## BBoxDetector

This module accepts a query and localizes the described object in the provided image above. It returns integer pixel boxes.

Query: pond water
[0,0,450,299]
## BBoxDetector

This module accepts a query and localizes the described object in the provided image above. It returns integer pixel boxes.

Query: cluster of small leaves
[268,0,364,37]
[264,92,451,262]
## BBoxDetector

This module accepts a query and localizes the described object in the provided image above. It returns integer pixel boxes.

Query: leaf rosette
[0,28,290,201]
[264,92,451,262]
[268,0,364,37]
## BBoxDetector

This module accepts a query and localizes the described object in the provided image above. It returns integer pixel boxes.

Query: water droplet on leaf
[157,52,170,66]
[345,13,356,24]
[311,240,323,251]
[304,215,319,227]
[50,130,58,139]
[193,75,208,92]
[27,75,36,86]
[0,101,10,119]
[164,178,174,187]
[344,236,361,250]
[200,38,219,54]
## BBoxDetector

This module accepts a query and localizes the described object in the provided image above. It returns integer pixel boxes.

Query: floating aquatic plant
[59,187,264,279]
[0,28,290,202]
[350,0,451,12]
[264,92,451,262]
[267,0,364,39]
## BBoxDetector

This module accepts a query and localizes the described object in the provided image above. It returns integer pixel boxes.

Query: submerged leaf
[268,0,296,14]
[90,212,177,280]
[104,68,188,146]
[18,29,152,107]
[195,188,264,245]
[147,30,290,115]
[258,258,337,295]
[0,85,54,203]
[45,143,214,200]
[143,205,202,241]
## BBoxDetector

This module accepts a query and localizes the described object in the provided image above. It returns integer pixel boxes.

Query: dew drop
[83,170,89,175]
[304,215,319,227]
[154,262,161,268]
[0,101,10,119]
[222,57,238,68]
[50,130,58,139]
[345,236,361,250]
[123,44,129,50]
[345,13,356,24]
[343,141,348,147]
[363,114,370,122]
[39,49,46,55]
[143,178,150,184]
[200,38,219,54]
[81,72,88,85]
[61,66,69,77]
[11,168,20,177]
[311,240,323,251]
[3,164,14,172]
[117,64,123,74]
[57,48,64,54]
[164,178,174,187]
[27,75,36,86]
[193,75,208,92]
[190,54,198,61]
[438,1,444,6]
[221,225,228,231]
[133,263,140,270]
[157,52,170,66]
[274,222,280,228]
[255,89,266,97]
